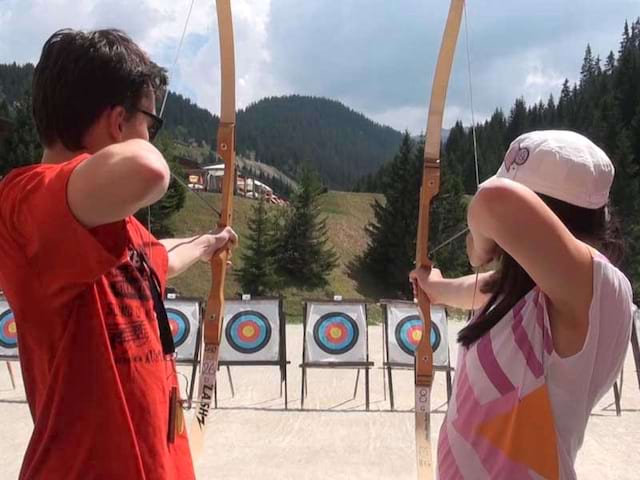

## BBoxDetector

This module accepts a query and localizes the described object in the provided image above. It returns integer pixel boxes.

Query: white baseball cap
[494,130,614,209]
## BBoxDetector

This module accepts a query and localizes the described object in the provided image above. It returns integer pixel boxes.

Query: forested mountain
[0,65,401,189]
[235,96,402,189]
[164,93,404,189]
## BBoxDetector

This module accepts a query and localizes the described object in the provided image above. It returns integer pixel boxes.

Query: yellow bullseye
[411,330,422,342]
[329,327,342,339]
[242,325,256,337]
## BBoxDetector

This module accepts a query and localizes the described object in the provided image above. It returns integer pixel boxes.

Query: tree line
[358,19,640,301]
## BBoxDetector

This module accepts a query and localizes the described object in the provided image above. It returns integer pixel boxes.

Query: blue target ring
[225,311,272,354]
[313,312,359,355]
[0,309,18,349]
[395,315,441,356]
[166,308,190,348]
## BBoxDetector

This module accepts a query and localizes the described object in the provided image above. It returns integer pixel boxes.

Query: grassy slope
[165,191,386,323]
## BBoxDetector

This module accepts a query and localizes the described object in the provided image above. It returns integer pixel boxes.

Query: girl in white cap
[411,130,634,479]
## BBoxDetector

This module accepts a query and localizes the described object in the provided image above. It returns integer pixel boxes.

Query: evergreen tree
[360,131,469,298]
[360,132,422,297]
[238,196,278,295]
[276,166,338,288]
[0,94,41,176]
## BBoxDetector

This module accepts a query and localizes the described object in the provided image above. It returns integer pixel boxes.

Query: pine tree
[0,94,41,176]
[360,131,469,298]
[361,132,421,297]
[276,166,338,288]
[580,45,596,85]
[238,196,278,295]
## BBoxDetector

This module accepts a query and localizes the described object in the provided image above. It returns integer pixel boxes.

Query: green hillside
[164,191,385,323]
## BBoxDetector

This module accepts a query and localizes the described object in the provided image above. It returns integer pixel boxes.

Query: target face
[0,309,17,349]
[395,315,441,356]
[313,312,359,355]
[225,311,272,354]
[166,308,190,348]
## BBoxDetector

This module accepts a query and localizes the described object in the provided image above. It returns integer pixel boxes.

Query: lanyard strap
[136,249,176,356]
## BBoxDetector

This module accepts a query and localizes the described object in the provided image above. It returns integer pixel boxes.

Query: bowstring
[464,2,482,317]
[147,0,198,265]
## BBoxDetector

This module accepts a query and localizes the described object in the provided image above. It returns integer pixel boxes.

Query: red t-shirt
[0,155,195,479]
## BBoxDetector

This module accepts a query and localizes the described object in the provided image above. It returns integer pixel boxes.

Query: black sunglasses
[135,108,164,141]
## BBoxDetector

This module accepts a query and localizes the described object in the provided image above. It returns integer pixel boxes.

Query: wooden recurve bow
[414,1,464,478]
[189,0,236,460]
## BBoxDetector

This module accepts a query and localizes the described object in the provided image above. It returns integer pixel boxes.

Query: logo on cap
[505,145,530,172]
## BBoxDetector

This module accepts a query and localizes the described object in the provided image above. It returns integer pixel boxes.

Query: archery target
[313,312,359,355]
[163,298,200,362]
[305,302,368,363]
[394,315,442,356]
[225,310,272,354]
[0,299,18,358]
[385,302,449,366]
[220,299,280,362]
[166,308,190,349]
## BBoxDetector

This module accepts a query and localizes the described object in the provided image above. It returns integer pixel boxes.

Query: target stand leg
[613,380,622,416]
[387,365,395,411]
[226,366,235,398]
[382,366,387,401]
[300,365,306,409]
[618,367,624,400]
[280,362,289,410]
[353,369,361,399]
[446,369,453,405]
[365,365,370,411]
[6,362,15,390]
[284,374,289,410]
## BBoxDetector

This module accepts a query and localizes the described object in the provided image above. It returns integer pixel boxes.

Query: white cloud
[367,105,427,136]
[0,0,635,134]
[153,0,284,115]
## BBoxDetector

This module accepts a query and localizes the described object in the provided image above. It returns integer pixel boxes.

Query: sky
[0,0,637,134]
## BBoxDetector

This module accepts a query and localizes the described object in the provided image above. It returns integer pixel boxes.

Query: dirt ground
[1,323,639,479]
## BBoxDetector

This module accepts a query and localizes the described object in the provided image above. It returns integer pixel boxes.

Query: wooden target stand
[299,297,374,411]
[214,296,290,409]
[380,300,454,411]
[1,359,17,390]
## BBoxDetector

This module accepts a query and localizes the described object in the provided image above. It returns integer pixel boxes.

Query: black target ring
[395,315,441,356]
[312,312,359,355]
[166,308,191,348]
[225,311,272,354]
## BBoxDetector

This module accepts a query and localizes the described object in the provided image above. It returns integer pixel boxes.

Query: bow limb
[189,0,236,460]
[414,1,464,478]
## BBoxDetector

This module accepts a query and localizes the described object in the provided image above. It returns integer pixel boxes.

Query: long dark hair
[457,194,624,348]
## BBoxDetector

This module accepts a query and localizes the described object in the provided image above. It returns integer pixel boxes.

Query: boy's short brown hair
[32,28,167,150]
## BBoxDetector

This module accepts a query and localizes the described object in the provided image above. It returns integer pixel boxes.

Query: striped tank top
[437,254,633,479]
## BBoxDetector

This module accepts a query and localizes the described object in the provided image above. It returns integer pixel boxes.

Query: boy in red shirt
[0,29,236,479]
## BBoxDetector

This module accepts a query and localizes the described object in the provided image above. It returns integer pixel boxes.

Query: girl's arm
[410,268,494,310]
[467,177,593,355]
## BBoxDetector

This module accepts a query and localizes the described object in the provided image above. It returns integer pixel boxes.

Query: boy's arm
[67,139,170,228]
[161,227,238,279]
